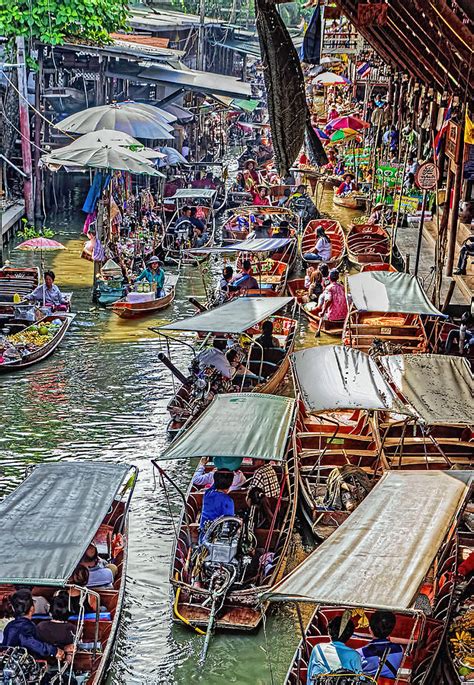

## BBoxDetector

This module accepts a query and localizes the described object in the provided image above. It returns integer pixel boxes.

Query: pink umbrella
[16,238,66,251]
[330,115,370,131]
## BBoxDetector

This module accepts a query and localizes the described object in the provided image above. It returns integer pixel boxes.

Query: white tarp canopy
[160,393,295,462]
[380,354,474,426]
[169,188,217,200]
[348,272,445,317]
[291,346,409,415]
[265,471,472,610]
[188,237,293,255]
[159,297,292,333]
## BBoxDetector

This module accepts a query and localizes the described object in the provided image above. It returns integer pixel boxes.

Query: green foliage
[18,219,54,240]
[0,0,128,45]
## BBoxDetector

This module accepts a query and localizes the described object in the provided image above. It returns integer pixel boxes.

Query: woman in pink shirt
[252,186,271,207]
[318,269,348,321]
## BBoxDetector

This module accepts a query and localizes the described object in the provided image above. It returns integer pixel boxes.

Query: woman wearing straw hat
[136,256,165,298]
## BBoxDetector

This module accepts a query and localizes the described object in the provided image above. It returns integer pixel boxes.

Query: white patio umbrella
[51,130,166,159]
[122,101,177,125]
[42,143,165,176]
[57,103,174,140]
[156,146,188,166]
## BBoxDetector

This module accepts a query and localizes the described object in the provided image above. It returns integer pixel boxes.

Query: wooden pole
[34,47,43,224]
[414,188,428,277]
[16,36,34,222]
[446,119,465,276]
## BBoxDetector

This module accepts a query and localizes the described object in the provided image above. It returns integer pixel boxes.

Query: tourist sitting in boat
[56,564,98,615]
[303,226,332,263]
[315,269,348,323]
[251,186,271,207]
[247,460,279,499]
[215,266,240,304]
[249,217,272,240]
[1,589,65,661]
[454,233,474,275]
[233,260,260,290]
[303,269,324,306]
[199,469,236,542]
[336,173,357,196]
[135,257,165,298]
[192,226,209,249]
[304,265,316,289]
[358,610,404,679]
[189,206,206,232]
[232,172,246,192]
[27,270,69,311]
[273,220,290,238]
[37,594,76,650]
[193,456,246,491]
[255,320,280,348]
[198,339,235,379]
[81,543,115,589]
[288,185,320,224]
[244,159,260,185]
[307,616,362,684]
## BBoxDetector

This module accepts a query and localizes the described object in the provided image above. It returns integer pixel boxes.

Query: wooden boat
[156,297,297,434]
[222,206,300,245]
[0,461,137,685]
[111,275,177,319]
[343,272,441,354]
[300,219,345,269]
[360,262,397,272]
[0,312,75,372]
[163,189,217,264]
[287,278,345,336]
[333,188,367,209]
[155,394,298,635]
[269,470,473,685]
[347,223,390,265]
[0,266,40,328]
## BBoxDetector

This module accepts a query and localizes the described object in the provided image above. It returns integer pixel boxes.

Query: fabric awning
[292,346,409,414]
[189,238,293,255]
[161,393,295,462]
[264,470,472,609]
[380,354,474,426]
[348,272,446,316]
[0,462,131,586]
[168,188,217,200]
[159,296,293,333]
[232,98,261,113]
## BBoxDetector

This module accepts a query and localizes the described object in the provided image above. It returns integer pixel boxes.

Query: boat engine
[200,515,253,587]
[0,647,46,684]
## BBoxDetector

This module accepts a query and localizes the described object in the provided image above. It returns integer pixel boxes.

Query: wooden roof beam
[429,0,473,57]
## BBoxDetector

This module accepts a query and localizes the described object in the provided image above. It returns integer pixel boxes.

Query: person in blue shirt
[136,256,165,298]
[307,615,362,683]
[358,610,404,680]
[199,469,235,542]
[2,589,65,661]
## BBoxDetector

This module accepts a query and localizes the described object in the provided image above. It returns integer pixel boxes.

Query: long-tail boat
[222,206,300,244]
[0,461,138,685]
[264,469,473,685]
[155,296,297,434]
[111,274,178,319]
[286,278,345,337]
[0,312,76,372]
[163,189,217,265]
[300,219,345,269]
[153,393,298,644]
[343,271,446,353]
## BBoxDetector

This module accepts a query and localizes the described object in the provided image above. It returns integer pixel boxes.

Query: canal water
[0,186,357,684]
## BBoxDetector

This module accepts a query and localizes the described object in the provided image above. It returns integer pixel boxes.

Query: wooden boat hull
[347,223,390,265]
[0,313,75,372]
[222,206,300,245]
[343,309,429,353]
[333,190,367,209]
[300,219,345,269]
[287,278,344,337]
[112,286,175,319]
[360,262,397,272]
[170,452,298,631]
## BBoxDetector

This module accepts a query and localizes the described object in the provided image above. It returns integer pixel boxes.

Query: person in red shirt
[252,186,271,207]
[458,550,474,577]
[244,160,260,185]
[336,173,357,196]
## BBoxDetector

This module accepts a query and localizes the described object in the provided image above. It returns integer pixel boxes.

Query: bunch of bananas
[352,215,370,225]
[8,330,51,348]
[449,609,474,676]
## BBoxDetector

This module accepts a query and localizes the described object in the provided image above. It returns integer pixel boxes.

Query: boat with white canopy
[263,470,473,685]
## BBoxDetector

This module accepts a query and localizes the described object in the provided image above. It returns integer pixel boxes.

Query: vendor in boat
[2,589,66,661]
[233,260,260,290]
[27,270,69,311]
[193,456,246,491]
[199,469,235,542]
[136,256,165,298]
[307,616,362,684]
[315,269,348,323]
[358,610,403,679]
[336,173,357,196]
[255,320,280,348]
[303,226,332,263]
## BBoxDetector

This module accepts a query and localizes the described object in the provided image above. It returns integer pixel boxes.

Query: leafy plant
[18,219,54,241]
[0,0,128,45]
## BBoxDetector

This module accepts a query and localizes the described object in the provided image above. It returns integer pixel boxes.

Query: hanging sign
[415,162,438,190]
[393,196,420,214]
[445,121,461,163]
[357,3,388,26]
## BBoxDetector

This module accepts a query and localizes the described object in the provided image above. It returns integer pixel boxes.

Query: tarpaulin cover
[189,238,293,255]
[265,470,471,609]
[161,393,295,462]
[380,354,474,425]
[0,462,131,586]
[169,188,217,200]
[160,296,292,333]
[292,346,409,414]
[348,272,445,316]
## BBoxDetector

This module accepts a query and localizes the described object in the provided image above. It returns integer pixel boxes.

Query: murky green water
[0,183,367,683]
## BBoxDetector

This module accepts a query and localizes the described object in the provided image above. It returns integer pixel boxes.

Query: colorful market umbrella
[314,127,330,140]
[313,71,350,86]
[16,238,66,251]
[329,128,361,142]
[330,115,370,131]
[57,103,174,140]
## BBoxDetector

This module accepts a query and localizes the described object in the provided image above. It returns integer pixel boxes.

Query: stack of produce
[0,319,62,364]
[449,602,474,681]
